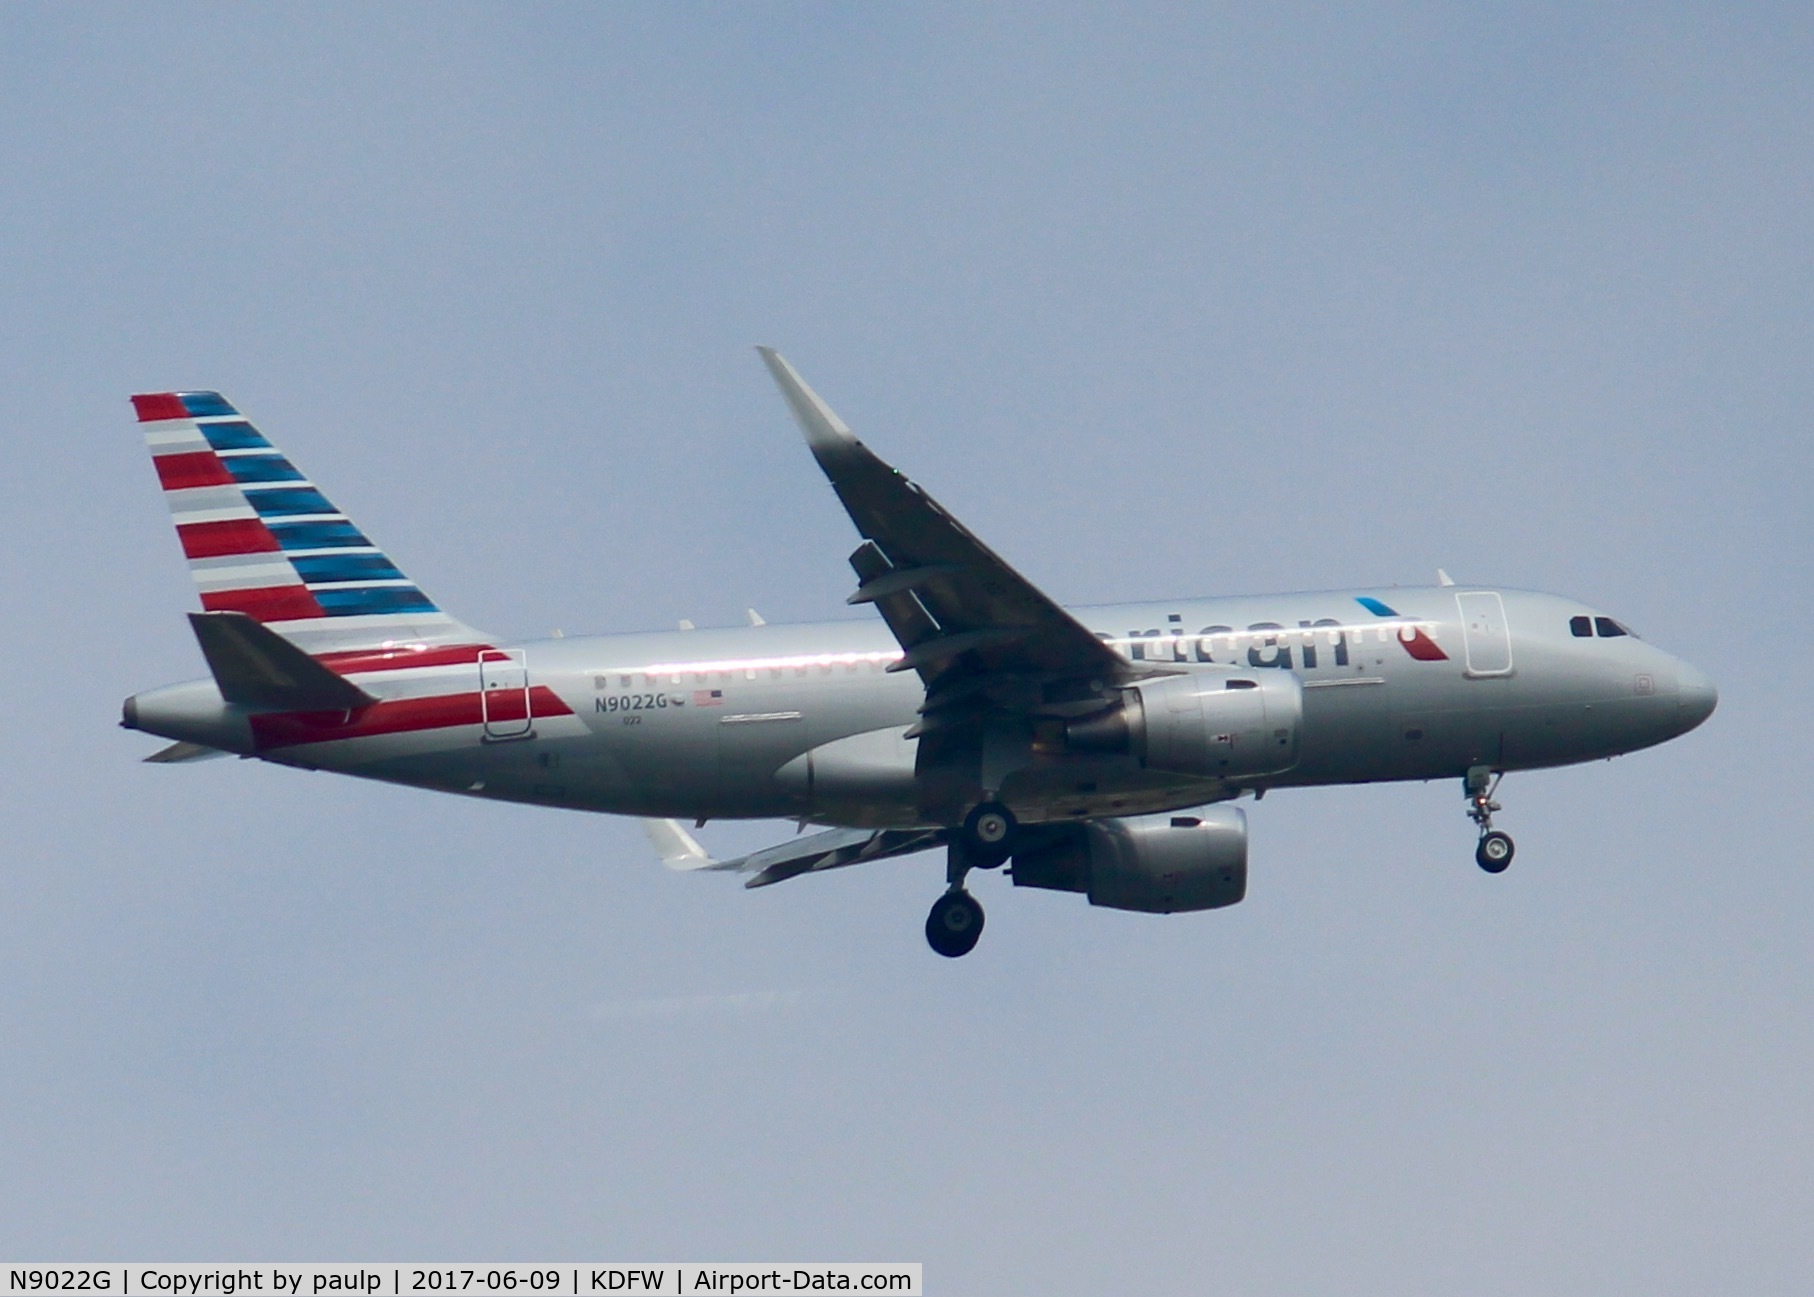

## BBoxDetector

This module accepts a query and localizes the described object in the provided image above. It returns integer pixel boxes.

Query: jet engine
[1009,806,1248,913]
[775,725,919,822]
[1064,671,1302,780]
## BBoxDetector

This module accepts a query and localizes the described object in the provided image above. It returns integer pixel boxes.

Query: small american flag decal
[694,689,724,707]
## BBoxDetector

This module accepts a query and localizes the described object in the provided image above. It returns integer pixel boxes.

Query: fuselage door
[479,648,533,739]
[1455,591,1514,678]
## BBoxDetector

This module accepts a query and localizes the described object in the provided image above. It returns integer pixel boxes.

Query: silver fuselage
[128,585,1717,828]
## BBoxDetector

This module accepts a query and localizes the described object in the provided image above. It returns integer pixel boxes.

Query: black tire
[961,801,1018,865]
[925,891,986,958]
[1476,831,1514,873]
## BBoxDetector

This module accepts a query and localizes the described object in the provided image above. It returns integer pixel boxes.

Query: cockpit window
[1570,615,1592,637]
[1594,617,1629,638]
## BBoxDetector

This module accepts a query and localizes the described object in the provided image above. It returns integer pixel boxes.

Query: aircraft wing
[758,348,1176,808]
[758,349,1169,737]
[643,818,946,889]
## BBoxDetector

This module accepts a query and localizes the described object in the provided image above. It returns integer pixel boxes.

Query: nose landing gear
[1465,766,1514,873]
[1475,830,1514,872]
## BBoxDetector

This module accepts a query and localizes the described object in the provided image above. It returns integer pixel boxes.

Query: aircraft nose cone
[1676,661,1718,732]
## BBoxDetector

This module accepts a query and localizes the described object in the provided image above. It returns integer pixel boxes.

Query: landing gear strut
[1465,766,1514,873]
[925,840,988,957]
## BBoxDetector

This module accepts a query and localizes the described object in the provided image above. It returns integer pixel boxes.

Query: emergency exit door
[479,649,533,739]
[1455,591,1514,678]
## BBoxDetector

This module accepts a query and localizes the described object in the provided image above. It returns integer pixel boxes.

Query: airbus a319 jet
[122,350,1717,956]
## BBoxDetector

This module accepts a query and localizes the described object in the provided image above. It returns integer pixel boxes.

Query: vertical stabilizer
[134,391,486,655]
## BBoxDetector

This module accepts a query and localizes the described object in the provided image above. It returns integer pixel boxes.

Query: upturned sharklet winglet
[188,610,377,711]
[755,346,860,459]
[642,819,728,872]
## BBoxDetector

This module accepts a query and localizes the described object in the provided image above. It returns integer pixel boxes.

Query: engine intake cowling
[1066,671,1302,780]
[1010,807,1248,913]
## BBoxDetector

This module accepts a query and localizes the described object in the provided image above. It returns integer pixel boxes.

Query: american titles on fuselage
[579,605,1446,704]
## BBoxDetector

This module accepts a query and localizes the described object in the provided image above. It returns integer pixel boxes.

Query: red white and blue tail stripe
[135,391,485,655]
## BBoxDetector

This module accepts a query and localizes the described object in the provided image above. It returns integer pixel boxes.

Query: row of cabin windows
[595,660,886,689]
[1570,615,1634,639]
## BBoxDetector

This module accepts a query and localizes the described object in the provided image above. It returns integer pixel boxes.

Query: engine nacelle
[1010,806,1248,913]
[774,726,921,822]
[1066,671,1302,781]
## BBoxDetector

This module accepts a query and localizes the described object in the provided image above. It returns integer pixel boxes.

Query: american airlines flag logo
[694,689,724,707]
[1355,596,1451,661]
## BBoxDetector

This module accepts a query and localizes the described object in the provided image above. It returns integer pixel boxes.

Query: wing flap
[847,562,960,605]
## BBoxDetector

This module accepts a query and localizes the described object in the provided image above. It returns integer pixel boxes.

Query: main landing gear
[926,818,1011,958]
[926,888,985,958]
[1465,766,1515,874]
[961,800,1018,864]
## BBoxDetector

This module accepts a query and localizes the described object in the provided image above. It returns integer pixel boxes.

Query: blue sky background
[1,4,1809,1291]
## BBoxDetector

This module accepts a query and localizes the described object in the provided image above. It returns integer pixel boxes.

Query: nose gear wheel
[1464,767,1515,873]
[1475,830,1514,872]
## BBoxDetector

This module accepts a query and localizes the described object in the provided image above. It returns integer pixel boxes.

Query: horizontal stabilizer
[144,740,230,763]
[188,610,377,711]
[641,819,727,872]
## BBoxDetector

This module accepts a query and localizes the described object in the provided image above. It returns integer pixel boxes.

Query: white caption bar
[0,1267,920,1297]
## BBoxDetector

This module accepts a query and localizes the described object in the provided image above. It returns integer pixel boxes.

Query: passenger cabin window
[1595,617,1628,638]
[1570,616,1592,637]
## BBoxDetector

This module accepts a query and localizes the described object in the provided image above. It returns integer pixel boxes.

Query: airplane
[121,349,1718,957]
